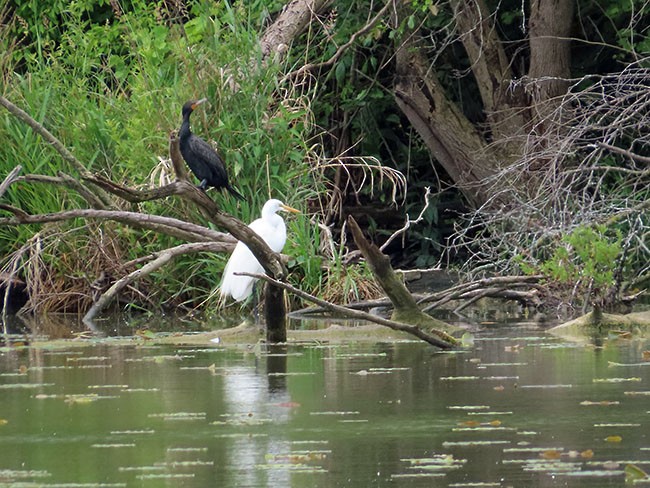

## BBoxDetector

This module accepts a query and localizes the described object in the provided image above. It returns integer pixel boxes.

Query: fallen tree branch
[420,275,543,312]
[346,215,460,342]
[0,208,234,244]
[83,241,233,324]
[243,272,456,349]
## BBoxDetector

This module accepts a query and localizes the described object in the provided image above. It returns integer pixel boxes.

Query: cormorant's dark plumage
[179,98,244,200]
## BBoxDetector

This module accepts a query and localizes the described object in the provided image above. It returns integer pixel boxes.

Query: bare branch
[0,95,112,209]
[243,272,456,349]
[0,165,22,199]
[284,1,393,81]
[83,241,232,324]
[380,187,432,252]
[0,207,235,244]
[597,141,650,165]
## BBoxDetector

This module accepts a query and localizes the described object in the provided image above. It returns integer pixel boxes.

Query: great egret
[220,199,300,302]
[179,98,244,200]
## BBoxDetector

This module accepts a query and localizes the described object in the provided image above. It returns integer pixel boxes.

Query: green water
[1,318,649,487]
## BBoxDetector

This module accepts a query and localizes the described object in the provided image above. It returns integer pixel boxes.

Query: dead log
[346,215,460,342]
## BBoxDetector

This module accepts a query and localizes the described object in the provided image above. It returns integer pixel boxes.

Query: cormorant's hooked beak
[191,98,208,110]
[280,204,300,214]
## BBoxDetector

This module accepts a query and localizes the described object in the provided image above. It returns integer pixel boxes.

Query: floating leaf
[310,411,359,416]
[593,377,642,383]
[149,412,206,421]
[0,382,55,389]
[275,401,301,408]
[540,449,563,459]
[581,449,594,459]
[65,394,101,405]
[91,443,136,448]
[625,463,649,481]
[595,423,640,428]
[440,376,481,381]
[0,419,8,426]
[459,420,481,427]
[442,440,510,447]
[448,405,490,411]
[604,435,622,443]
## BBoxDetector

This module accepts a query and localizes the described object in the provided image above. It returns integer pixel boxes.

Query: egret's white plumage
[220,199,299,302]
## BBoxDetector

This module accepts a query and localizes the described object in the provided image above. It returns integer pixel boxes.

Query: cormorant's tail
[228,185,245,201]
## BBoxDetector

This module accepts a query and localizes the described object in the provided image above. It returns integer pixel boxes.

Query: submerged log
[549,310,650,341]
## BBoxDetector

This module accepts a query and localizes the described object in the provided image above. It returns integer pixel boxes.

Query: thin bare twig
[283,1,393,81]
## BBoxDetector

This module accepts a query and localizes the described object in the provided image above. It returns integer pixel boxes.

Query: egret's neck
[262,210,284,228]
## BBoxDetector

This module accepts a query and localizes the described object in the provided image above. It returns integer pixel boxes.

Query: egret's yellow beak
[280,204,300,214]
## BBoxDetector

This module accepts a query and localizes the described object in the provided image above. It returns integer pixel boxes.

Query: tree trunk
[528,0,574,104]
[264,283,287,343]
[451,0,531,147]
[258,0,329,63]
[347,215,459,341]
[393,45,495,208]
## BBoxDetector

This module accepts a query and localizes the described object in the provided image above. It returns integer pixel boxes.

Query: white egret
[220,199,300,302]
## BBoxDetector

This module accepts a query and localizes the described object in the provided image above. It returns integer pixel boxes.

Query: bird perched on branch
[220,199,300,302]
[179,98,244,200]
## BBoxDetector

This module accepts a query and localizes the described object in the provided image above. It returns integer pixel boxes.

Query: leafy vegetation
[1,0,647,316]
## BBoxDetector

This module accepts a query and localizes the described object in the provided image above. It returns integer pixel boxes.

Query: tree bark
[451,0,530,142]
[259,0,329,63]
[528,0,574,103]
[394,45,495,207]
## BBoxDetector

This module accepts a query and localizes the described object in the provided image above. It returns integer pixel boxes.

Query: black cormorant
[179,98,244,200]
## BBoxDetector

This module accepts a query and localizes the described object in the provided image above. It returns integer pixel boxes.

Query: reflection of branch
[243,272,455,349]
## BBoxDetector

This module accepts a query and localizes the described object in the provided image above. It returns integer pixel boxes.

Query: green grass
[0,0,327,313]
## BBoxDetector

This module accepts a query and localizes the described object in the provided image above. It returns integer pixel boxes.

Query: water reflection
[0,315,649,487]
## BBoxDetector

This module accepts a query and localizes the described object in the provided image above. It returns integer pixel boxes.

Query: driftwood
[419,275,543,312]
[292,279,542,316]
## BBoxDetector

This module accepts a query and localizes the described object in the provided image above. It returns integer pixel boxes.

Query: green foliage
[520,225,623,305]
[0,0,324,312]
